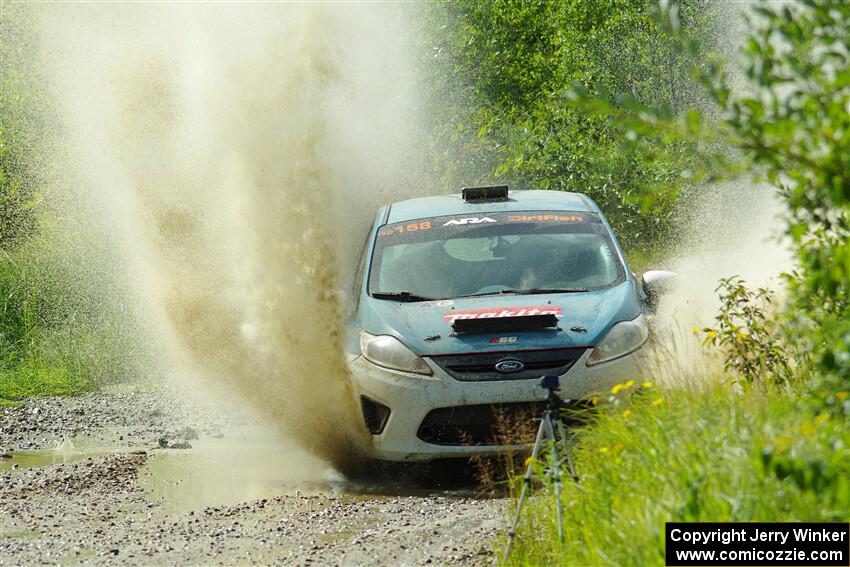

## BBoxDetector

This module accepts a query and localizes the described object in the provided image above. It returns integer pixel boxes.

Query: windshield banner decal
[443,306,563,324]
[377,211,598,239]
[507,214,584,222]
[442,217,497,226]
[378,220,433,238]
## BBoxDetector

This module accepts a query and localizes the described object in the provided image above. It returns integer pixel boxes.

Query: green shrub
[702,277,797,386]
[568,1,850,405]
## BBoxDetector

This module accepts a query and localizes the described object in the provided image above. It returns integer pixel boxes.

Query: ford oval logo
[494,359,525,373]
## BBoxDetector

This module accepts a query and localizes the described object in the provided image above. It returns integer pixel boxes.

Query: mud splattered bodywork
[347,189,651,461]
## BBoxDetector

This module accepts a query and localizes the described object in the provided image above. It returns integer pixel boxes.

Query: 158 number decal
[378,221,432,237]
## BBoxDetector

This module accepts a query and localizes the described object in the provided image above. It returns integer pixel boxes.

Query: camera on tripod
[540,374,572,412]
[503,374,578,563]
[540,374,559,392]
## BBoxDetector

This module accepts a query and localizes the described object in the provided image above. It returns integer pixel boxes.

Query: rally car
[345,186,673,461]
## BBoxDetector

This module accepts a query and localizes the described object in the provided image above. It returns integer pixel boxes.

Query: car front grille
[428,348,588,381]
[416,401,594,446]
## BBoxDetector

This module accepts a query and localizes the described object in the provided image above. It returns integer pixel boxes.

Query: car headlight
[359,332,432,375]
[587,314,649,366]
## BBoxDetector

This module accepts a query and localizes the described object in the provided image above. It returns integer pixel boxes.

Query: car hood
[352,282,641,356]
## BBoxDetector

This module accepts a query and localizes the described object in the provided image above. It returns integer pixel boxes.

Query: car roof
[385,190,596,224]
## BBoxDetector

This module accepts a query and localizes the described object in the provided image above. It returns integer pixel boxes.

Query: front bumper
[347,347,646,462]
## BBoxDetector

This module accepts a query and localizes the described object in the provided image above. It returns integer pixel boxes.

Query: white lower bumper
[347,348,647,462]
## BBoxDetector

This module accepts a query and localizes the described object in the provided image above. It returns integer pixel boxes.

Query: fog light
[360,396,391,435]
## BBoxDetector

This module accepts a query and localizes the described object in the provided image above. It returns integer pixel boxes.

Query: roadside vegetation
[507,383,850,565]
[422,0,850,564]
[0,8,138,404]
[421,0,723,259]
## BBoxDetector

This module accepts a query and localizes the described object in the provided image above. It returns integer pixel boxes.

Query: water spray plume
[650,182,793,384]
[37,4,425,471]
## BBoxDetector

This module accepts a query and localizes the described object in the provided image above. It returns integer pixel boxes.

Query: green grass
[502,383,850,566]
[0,233,141,405]
[0,321,136,404]
[0,355,91,403]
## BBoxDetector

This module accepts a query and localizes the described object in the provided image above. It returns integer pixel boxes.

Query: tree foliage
[423,0,721,252]
[715,1,850,401]
[569,0,850,406]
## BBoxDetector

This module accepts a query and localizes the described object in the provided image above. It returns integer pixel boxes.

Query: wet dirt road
[0,388,505,566]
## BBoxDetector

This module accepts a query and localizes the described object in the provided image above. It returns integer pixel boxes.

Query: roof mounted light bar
[461,185,509,202]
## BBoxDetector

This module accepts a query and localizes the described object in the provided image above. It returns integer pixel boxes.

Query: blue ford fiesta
[345,186,672,462]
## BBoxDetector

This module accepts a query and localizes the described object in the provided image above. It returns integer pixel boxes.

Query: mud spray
[37,4,426,472]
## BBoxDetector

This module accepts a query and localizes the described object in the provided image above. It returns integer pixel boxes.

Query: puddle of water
[0,437,118,473]
[0,529,41,540]
[2,424,486,515]
[138,425,335,515]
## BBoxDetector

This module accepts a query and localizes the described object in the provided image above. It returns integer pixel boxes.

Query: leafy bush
[701,277,795,386]
[702,2,850,403]
[503,4,850,561]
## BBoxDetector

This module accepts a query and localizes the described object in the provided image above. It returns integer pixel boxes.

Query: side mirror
[641,270,677,312]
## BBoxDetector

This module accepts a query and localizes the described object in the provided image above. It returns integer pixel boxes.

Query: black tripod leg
[544,413,565,544]
[502,415,547,564]
[556,415,579,482]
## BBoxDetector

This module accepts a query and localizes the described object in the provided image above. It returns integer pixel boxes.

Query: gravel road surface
[0,387,506,566]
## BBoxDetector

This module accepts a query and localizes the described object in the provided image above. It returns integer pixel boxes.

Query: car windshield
[368,211,624,300]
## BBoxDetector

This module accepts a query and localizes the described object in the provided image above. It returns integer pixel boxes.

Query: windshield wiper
[458,287,590,298]
[507,287,590,295]
[371,291,435,302]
